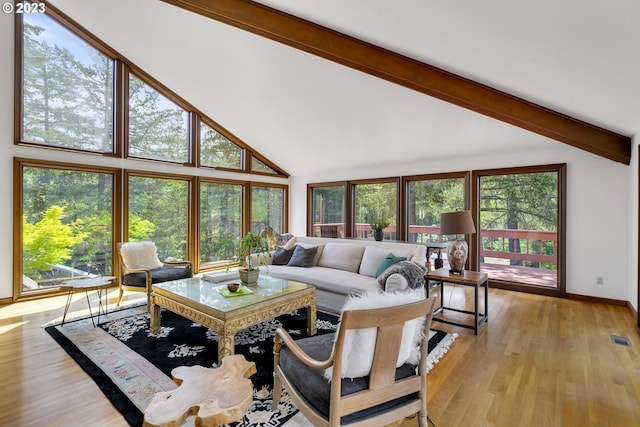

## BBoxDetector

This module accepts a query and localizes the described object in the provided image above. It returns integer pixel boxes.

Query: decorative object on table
[219,284,253,297]
[231,232,270,284]
[260,224,294,249]
[226,282,240,292]
[440,210,476,274]
[369,215,390,241]
[45,305,456,427]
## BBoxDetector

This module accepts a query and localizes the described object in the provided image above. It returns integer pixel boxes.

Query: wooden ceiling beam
[161,0,631,165]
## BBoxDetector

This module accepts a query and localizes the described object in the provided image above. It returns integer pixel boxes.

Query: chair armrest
[274,328,334,370]
[161,259,193,269]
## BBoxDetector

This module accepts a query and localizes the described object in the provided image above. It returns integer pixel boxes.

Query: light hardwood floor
[1,286,639,427]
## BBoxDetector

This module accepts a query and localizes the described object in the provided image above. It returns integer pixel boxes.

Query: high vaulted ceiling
[49,0,640,176]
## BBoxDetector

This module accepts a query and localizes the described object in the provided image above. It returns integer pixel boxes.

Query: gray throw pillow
[272,247,295,265]
[287,245,318,267]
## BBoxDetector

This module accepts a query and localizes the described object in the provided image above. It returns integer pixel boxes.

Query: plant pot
[239,268,260,285]
[373,229,384,241]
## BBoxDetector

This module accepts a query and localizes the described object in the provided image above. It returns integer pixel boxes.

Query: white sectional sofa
[257,236,427,314]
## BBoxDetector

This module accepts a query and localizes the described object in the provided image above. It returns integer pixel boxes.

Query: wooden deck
[480,262,557,288]
[430,256,557,288]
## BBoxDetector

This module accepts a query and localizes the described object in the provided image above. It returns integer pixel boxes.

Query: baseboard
[566,293,627,307]
[0,296,13,306]
[627,301,638,325]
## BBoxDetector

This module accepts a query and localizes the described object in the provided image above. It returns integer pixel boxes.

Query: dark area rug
[45,305,456,427]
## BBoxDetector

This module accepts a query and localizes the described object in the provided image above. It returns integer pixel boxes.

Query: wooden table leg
[150,297,161,334]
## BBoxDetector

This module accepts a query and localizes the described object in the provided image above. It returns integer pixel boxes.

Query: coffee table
[149,275,317,364]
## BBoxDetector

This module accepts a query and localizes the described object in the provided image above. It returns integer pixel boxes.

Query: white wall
[629,137,638,312]
[290,142,632,302]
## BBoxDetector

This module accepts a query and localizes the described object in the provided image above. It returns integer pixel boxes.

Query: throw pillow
[325,288,426,380]
[272,247,295,265]
[375,252,407,277]
[119,241,164,270]
[287,245,318,267]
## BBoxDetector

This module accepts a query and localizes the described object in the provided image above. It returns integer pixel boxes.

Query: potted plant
[369,216,391,241]
[233,232,271,284]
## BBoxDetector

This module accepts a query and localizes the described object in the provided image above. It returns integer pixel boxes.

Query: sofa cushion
[375,253,407,278]
[272,247,294,265]
[317,243,365,273]
[287,245,318,267]
[359,246,411,277]
[264,265,382,296]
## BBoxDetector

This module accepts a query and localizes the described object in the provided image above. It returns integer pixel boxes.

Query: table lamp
[440,210,476,274]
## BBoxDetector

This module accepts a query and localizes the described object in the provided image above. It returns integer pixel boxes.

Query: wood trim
[471,164,566,296]
[567,293,628,307]
[161,0,631,165]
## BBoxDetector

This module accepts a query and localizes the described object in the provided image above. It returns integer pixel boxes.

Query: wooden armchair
[273,294,437,427]
[116,241,192,308]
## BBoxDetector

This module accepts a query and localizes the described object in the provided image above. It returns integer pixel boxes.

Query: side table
[60,276,116,326]
[426,269,488,335]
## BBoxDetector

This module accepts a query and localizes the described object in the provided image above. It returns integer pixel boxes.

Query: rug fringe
[426,332,458,373]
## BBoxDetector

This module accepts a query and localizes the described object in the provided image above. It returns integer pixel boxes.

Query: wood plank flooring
[1,286,639,427]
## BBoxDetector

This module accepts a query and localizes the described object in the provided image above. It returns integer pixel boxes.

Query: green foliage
[128,215,156,241]
[234,232,270,271]
[22,18,113,150]
[369,216,391,230]
[23,206,88,278]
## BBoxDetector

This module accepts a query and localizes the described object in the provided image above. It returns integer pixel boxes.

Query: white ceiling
[50,0,640,176]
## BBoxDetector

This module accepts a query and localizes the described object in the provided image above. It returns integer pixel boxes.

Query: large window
[353,180,398,240]
[17,160,117,294]
[128,74,189,163]
[13,6,291,301]
[251,185,287,235]
[309,183,346,238]
[200,122,242,170]
[199,181,243,267]
[21,13,114,152]
[474,164,565,296]
[126,174,190,260]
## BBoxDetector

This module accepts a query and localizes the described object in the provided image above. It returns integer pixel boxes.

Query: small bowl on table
[227,282,240,293]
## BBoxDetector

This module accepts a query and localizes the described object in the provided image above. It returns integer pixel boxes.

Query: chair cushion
[280,333,417,424]
[120,241,163,270]
[330,288,426,379]
[123,267,191,287]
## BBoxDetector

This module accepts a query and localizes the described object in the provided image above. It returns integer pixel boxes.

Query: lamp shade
[440,211,476,235]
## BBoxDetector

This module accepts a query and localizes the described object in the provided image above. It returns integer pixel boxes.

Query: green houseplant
[234,232,271,284]
[369,216,391,241]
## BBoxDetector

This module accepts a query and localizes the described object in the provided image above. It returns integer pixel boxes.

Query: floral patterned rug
[45,305,456,426]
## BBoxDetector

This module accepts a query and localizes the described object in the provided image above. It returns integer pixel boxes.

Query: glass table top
[152,274,313,314]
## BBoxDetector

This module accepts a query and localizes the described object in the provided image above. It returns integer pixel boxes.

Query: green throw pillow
[375,252,407,278]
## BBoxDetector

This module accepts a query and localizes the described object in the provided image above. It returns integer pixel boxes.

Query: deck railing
[312,223,557,265]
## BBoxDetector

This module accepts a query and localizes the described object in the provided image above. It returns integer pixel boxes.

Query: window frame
[13,157,122,301]
[471,163,566,297]
[307,181,349,238]
[14,4,289,177]
[401,171,470,242]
